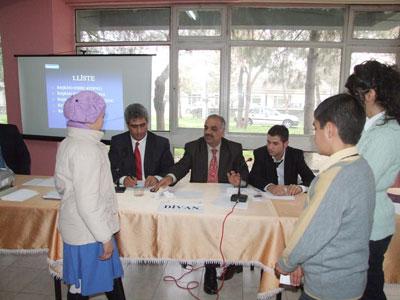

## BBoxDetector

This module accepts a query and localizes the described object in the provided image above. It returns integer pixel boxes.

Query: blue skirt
[63,238,124,296]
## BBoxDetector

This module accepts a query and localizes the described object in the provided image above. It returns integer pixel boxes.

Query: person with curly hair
[345,60,400,300]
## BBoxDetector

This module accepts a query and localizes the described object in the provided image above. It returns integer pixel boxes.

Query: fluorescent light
[187,10,197,21]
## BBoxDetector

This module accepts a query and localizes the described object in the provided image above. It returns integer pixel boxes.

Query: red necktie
[134,142,142,180]
[207,149,218,183]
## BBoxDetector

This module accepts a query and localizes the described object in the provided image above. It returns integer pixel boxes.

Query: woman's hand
[99,239,113,260]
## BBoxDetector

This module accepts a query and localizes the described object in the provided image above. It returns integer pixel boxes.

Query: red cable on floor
[163,201,239,300]
[215,201,238,300]
[163,264,204,300]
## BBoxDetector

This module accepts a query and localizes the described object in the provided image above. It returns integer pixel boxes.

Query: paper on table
[263,190,294,201]
[42,189,61,200]
[225,186,257,196]
[1,188,38,202]
[225,186,294,201]
[23,177,55,187]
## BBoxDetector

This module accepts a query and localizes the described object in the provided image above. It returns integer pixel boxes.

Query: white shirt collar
[207,143,221,152]
[130,133,147,145]
[364,111,385,131]
[319,146,359,173]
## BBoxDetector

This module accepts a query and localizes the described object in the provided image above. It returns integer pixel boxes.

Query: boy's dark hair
[345,60,400,125]
[314,94,366,145]
[267,125,289,142]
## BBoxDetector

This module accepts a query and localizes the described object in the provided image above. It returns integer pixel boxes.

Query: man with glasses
[153,114,249,295]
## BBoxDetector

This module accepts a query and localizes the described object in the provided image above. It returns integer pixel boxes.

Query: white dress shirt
[265,150,307,192]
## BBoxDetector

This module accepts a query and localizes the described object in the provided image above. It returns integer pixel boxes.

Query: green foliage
[178,116,304,135]
[0,114,8,124]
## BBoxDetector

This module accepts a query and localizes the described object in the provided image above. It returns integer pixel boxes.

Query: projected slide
[45,64,125,130]
[18,55,152,139]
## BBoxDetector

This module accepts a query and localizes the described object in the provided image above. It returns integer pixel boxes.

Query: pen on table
[130,175,138,186]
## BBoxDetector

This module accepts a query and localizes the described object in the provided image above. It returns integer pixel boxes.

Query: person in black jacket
[153,114,248,189]
[153,114,249,295]
[249,125,314,195]
[0,123,31,174]
[109,103,174,188]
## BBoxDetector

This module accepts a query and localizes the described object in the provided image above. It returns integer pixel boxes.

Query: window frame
[74,4,400,153]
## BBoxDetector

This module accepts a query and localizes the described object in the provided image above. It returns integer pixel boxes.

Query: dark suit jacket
[170,137,249,184]
[249,146,314,191]
[0,124,31,174]
[109,131,174,182]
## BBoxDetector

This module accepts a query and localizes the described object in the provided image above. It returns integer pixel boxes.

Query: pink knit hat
[63,91,106,129]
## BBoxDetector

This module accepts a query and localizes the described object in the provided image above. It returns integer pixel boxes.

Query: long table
[1,175,399,299]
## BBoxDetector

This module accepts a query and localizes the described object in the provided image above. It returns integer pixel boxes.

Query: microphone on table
[114,168,126,193]
[230,157,252,203]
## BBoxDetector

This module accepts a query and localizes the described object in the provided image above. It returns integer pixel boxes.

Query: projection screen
[17,55,152,140]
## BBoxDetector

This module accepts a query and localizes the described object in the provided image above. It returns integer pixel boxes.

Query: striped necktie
[207,149,218,183]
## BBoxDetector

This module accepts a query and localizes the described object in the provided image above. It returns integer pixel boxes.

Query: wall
[0,0,73,175]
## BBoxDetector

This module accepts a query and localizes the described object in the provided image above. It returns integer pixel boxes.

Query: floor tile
[90,293,108,300]
[122,263,165,300]
[0,254,18,267]
[243,266,261,290]
[1,253,400,300]
[285,288,301,300]
[14,292,54,300]
[23,269,59,296]
[11,254,48,270]
[153,262,204,300]
[0,291,17,300]
[0,266,40,293]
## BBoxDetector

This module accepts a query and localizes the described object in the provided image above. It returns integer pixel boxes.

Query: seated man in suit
[249,125,314,195]
[153,114,249,295]
[109,103,174,188]
[0,123,31,174]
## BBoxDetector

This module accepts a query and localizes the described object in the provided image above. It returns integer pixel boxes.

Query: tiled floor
[0,253,399,300]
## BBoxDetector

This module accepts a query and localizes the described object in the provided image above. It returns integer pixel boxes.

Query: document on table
[42,189,61,200]
[224,186,294,201]
[263,190,295,201]
[0,188,38,202]
[152,189,203,200]
[23,177,55,187]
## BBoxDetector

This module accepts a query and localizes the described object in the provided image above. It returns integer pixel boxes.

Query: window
[178,49,220,128]
[231,7,344,42]
[178,8,222,37]
[229,46,341,135]
[0,35,6,123]
[75,5,400,153]
[76,8,170,42]
[350,52,397,71]
[76,8,171,131]
[352,10,400,40]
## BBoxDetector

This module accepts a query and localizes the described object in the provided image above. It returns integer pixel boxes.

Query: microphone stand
[230,174,248,202]
[114,168,126,193]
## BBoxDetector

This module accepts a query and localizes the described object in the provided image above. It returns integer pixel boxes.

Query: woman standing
[346,60,400,300]
[55,91,125,300]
